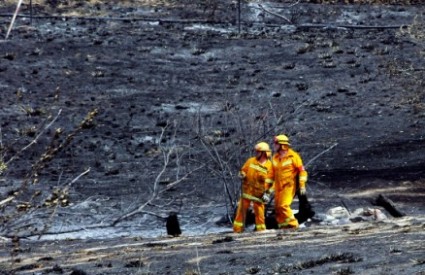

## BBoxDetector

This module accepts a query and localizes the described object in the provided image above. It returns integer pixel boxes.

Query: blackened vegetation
[278,252,362,273]
[125,260,145,268]
[212,236,234,244]
[144,242,168,248]
[335,267,355,275]
[70,269,88,275]
[50,264,64,273]
[13,264,42,272]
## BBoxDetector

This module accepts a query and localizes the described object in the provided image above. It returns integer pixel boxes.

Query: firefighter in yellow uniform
[233,142,274,233]
[271,134,308,229]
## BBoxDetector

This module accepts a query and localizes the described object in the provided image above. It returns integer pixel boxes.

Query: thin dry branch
[111,121,204,226]
[37,168,91,239]
[0,109,97,237]
[152,123,171,196]
[5,109,62,166]
[297,23,403,30]
[258,4,292,24]
[0,196,14,207]
[258,4,403,30]
[199,138,236,213]
[305,143,338,168]
[5,0,23,39]
[267,0,302,9]
[111,165,203,226]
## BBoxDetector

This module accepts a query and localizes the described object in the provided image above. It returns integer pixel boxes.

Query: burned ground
[0,0,424,274]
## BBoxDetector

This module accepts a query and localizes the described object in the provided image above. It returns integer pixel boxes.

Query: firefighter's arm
[298,169,307,195]
[265,162,275,194]
[261,163,274,203]
[298,168,308,187]
[295,154,308,191]
[238,158,251,179]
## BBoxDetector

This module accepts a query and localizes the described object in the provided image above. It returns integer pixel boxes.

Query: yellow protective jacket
[240,157,274,202]
[271,148,307,192]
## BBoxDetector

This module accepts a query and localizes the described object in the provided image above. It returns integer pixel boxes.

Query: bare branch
[258,4,292,24]
[111,164,203,226]
[38,168,91,239]
[0,196,14,207]
[258,4,403,30]
[111,120,204,226]
[158,165,204,195]
[5,0,23,39]
[65,167,91,190]
[305,143,338,168]
[5,109,62,166]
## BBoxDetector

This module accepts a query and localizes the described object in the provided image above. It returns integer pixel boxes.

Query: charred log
[373,194,405,218]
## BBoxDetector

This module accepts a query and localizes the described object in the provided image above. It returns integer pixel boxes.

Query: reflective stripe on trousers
[256,224,266,231]
[242,193,263,203]
[278,216,298,228]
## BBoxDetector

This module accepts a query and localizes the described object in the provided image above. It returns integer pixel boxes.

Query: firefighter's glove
[299,187,306,195]
[261,193,270,203]
[238,171,246,179]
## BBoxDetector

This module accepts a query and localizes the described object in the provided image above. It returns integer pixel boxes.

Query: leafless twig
[111,165,203,226]
[258,4,292,24]
[5,0,23,40]
[38,168,91,239]
[305,143,338,168]
[111,121,204,226]
[258,4,404,30]
[5,109,62,166]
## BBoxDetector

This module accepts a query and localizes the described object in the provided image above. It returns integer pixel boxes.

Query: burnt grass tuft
[279,252,362,273]
[212,236,235,244]
[124,259,145,268]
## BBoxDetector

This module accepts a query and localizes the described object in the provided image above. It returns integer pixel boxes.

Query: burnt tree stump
[166,212,182,237]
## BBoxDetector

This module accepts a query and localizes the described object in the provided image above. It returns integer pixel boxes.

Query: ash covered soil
[0,0,424,274]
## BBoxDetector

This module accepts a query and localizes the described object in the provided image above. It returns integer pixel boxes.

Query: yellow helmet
[254,142,271,152]
[274,134,290,145]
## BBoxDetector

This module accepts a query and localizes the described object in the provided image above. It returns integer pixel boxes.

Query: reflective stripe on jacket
[240,157,274,198]
[271,148,308,190]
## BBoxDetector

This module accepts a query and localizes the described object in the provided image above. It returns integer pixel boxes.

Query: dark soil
[0,0,424,274]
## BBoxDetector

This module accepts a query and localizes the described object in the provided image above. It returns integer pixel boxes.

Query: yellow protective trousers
[233,197,266,233]
[274,181,299,229]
